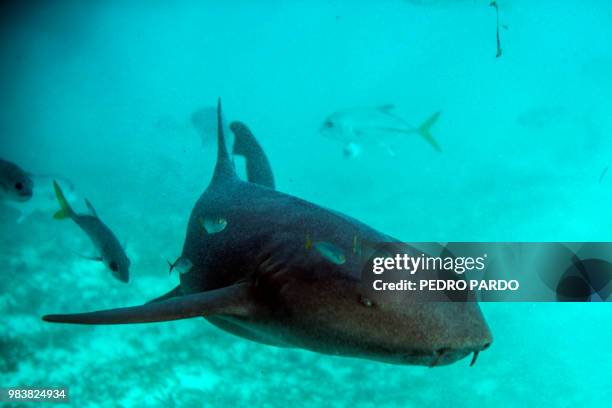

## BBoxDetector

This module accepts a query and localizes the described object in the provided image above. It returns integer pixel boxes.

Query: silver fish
[53,181,130,283]
[5,175,79,223]
[320,105,441,155]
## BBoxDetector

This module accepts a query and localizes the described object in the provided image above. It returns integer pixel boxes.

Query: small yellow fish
[199,216,228,234]
[304,234,346,265]
[305,235,346,265]
[314,241,346,265]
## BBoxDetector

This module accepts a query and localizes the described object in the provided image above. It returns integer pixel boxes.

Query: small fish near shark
[320,105,442,157]
[0,157,83,223]
[10,175,79,223]
[52,181,130,283]
[43,100,491,367]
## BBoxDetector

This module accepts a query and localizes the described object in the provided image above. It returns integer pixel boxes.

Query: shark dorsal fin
[211,98,237,185]
[230,121,275,189]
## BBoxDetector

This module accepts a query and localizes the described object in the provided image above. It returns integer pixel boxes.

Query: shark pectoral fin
[42,283,253,325]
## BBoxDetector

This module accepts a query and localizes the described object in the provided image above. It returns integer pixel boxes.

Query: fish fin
[210,98,238,186]
[72,251,103,262]
[146,285,183,304]
[417,111,442,152]
[42,283,253,324]
[84,199,98,217]
[52,180,74,220]
[230,121,275,189]
[83,255,103,262]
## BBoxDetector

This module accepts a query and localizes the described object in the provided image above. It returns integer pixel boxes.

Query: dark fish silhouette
[0,158,33,202]
[53,181,130,283]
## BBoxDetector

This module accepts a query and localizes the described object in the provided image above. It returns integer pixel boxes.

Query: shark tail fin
[53,180,74,220]
[417,111,442,152]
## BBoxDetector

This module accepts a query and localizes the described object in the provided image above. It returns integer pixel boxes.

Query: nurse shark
[43,100,492,367]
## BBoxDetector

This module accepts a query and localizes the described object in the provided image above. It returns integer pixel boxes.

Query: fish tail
[417,111,442,152]
[53,180,74,220]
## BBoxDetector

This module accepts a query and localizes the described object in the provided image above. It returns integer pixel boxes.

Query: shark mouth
[429,349,480,367]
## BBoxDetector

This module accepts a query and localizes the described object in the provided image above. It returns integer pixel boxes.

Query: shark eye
[109,261,119,272]
[15,182,23,191]
[324,120,334,129]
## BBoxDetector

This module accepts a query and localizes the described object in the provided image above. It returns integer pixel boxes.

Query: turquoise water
[1,1,611,406]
